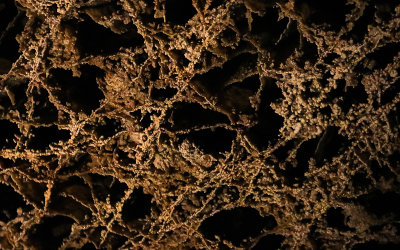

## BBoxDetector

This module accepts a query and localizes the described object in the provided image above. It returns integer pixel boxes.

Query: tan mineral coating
[0,0,400,249]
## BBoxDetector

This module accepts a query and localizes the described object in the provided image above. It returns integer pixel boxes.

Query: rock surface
[0,0,400,249]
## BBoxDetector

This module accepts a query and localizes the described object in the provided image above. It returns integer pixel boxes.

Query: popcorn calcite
[0,0,400,249]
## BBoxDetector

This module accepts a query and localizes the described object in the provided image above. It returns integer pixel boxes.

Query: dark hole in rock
[28,215,75,250]
[346,5,375,43]
[27,125,70,150]
[192,53,258,94]
[55,176,93,205]
[87,174,115,202]
[80,243,97,250]
[137,110,161,129]
[87,226,106,248]
[150,87,178,101]
[363,43,400,71]
[323,53,340,64]
[388,151,400,175]
[251,9,288,47]
[149,63,160,81]
[57,153,91,176]
[49,196,92,222]
[251,234,285,250]
[286,137,320,185]
[326,207,347,230]
[261,77,284,103]
[121,187,153,222]
[297,38,319,66]
[0,119,18,149]
[314,126,349,166]
[215,185,239,202]
[171,49,191,67]
[357,190,400,219]
[219,75,260,114]
[381,79,400,105]
[16,178,47,207]
[116,149,136,165]
[387,103,400,131]
[229,5,249,34]
[72,16,144,56]
[209,0,225,9]
[0,183,31,222]
[0,156,13,170]
[195,50,224,70]
[272,22,300,66]
[94,117,122,139]
[0,1,26,73]
[199,207,277,246]
[274,139,295,161]
[49,65,105,114]
[329,80,368,113]
[109,179,128,205]
[352,241,400,250]
[1,78,28,113]
[181,127,236,156]
[165,0,196,25]
[57,175,86,190]
[373,0,399,22]
[101,233,128,249]
[0,0,17,34]
[282,162,306,187]
[295,0,353,31]
[32,88,59,123]
[369,160,396,181]
[134,52,148,65]
[351,171,372,192]
[219,28,237,46]
[297,137,319,167]
[168,102,229,130]
[245,77,283,150]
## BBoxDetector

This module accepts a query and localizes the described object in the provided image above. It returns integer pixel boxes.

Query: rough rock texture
[1,0,400,249]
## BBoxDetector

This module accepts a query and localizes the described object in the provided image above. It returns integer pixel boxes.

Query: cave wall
[0,0,400,249]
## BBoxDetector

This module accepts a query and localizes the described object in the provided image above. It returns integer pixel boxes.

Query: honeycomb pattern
[1,0,400,249]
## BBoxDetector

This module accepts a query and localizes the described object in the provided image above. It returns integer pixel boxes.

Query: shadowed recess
[121,187,153,222]
[199,207,277,245]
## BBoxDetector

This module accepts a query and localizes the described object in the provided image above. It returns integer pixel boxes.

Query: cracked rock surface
[1,0,400,249]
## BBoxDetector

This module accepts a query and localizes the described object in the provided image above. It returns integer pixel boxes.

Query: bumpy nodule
[0,0,400,249]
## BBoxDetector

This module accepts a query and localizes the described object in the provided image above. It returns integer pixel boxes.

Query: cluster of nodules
[1,0,400,249]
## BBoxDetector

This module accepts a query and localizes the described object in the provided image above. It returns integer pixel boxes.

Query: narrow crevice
[352,241,400,250]
[69,16,144,56]
[150,87,178,101]
[93,117,122,139]
[199,207,277,246]
[48,65,105,114]
[0,1,27,73]
[219,75,260,114]
[0,183,32,223]
[180,127,236,156]
[346,5,375,43]
[252,234,285,250]
[165,0,196,25]
[0,119,19,149]
[326,207,348,230]
[167,102,229,131]
[357,191,400,219]
[27,216,75,250]
[246,83,283,151]
[121,187,153,222]
[32,88,59,123]
[295,0,353,31]
[191,53,258,94]
[27,125,70,150]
